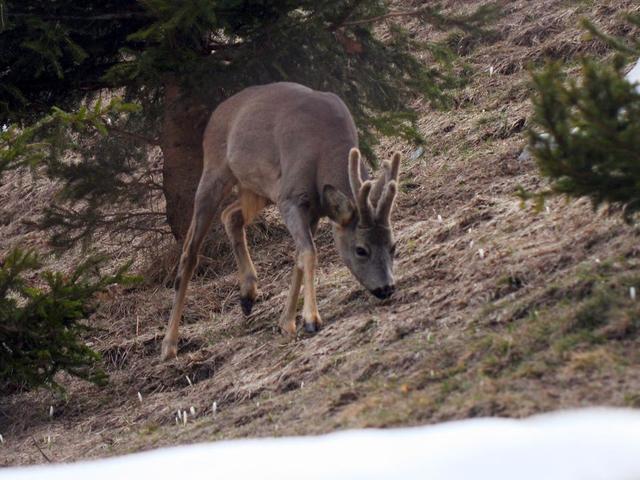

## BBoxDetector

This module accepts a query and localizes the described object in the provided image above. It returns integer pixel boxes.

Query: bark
[161,83,210,241]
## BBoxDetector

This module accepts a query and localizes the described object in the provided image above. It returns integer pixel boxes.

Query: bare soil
[2,0,640,466]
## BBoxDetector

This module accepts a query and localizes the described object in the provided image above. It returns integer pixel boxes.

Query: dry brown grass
[2,0,640,466]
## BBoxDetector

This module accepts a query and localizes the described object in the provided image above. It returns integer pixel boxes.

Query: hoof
[240,296,254,316]
[303,313,323,334]
[160,339,178,361]
[303,322,318,334]
[279,319,297,337]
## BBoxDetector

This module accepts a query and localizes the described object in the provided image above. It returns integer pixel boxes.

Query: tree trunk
[161,84,210,241]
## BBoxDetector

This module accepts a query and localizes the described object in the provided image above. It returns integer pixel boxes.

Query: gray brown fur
[161,82,401,360]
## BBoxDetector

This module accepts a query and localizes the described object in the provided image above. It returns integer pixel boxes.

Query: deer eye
[355,246,369,258]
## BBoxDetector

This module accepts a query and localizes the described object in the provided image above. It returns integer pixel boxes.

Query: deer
[161,82,401,361]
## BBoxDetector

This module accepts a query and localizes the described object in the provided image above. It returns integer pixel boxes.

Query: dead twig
[108,125,159,146]
[342,5,435,27]
[31,436,52,463]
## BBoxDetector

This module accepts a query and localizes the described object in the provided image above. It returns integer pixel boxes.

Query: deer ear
[323,185,355,227]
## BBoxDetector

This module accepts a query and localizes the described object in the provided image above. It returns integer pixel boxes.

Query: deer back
[202,82,363,216]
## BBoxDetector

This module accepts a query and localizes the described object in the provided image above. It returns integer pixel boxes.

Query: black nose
[372,284,395,299]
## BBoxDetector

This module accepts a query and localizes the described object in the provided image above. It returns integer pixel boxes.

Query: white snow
[2,408,640,480]
[627,57,640,91]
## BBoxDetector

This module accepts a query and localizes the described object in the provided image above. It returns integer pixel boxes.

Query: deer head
[323,148,400,299]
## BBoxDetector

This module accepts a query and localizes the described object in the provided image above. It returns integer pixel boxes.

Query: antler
[370,152,401,207]
[376,152,401,225]
[349,148,401,227]
[369,160,391,207]
[357,181,374,225]
[349,148,372,225]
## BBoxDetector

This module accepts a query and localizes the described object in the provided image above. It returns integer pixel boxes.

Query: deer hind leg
[221,192,267,316]
[161,168,234,361]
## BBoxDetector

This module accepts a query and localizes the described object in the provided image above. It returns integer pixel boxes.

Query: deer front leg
[279,199,322,335]
[299,249,322,333]
[278,250,321,335]
[279,264,302,336]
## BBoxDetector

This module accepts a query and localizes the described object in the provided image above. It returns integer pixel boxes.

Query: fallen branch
[108,125,159,146]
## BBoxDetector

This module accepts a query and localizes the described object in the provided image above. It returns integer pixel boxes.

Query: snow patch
[3,408,640,480]
[627,57,640,91]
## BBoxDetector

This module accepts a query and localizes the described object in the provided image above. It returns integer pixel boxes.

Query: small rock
[410,146,425,162]
[518,146,533,162]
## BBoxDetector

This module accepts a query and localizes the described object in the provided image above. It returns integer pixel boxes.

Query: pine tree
[0,249,136,392]
[527,14,640,221]
[0,0,498,243]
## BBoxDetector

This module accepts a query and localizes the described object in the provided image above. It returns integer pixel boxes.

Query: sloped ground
[2,0,640,466]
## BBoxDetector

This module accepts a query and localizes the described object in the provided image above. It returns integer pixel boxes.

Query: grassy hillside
[1,0,640,465]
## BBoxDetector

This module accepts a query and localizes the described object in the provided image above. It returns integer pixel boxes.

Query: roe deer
[161,82,401,360]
